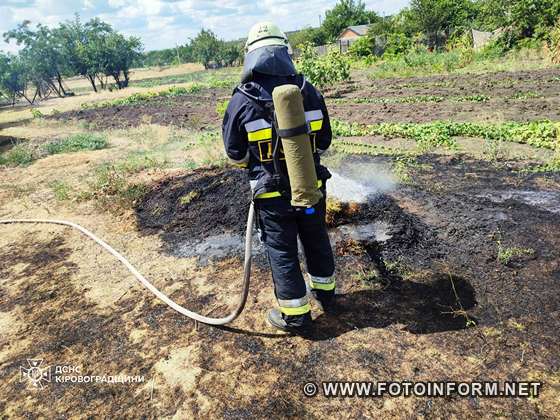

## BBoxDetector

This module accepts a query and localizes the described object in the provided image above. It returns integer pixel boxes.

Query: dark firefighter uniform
[222,22,336,331]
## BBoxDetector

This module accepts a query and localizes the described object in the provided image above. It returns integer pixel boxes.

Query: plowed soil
[50,68,560,129]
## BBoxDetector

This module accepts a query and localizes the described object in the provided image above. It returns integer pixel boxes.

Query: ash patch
[476,189,560,214]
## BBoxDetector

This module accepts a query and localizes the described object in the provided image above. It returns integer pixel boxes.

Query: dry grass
[64,63,204,91]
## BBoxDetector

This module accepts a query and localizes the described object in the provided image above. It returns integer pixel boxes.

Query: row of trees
[135,29,243,69]
[0,16,142,105]
[289,0,560,53]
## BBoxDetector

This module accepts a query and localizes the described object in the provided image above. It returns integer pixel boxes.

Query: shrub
[297,43,351,89]
[44,133,108,155]
[84,163,147,210]
[349,36,374,58]
[50,180,72,201]
[382,33,413,58]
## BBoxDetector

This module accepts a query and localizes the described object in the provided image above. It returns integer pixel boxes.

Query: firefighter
[222,22,336,334]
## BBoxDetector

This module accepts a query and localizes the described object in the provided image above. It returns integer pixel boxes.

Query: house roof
[339,24,370,38]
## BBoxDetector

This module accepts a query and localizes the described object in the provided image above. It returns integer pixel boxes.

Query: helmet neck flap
[241,45,297,84]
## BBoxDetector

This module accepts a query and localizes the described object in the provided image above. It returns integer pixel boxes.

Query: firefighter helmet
[245,22,291,54]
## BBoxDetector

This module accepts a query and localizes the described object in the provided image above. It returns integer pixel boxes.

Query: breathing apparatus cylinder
[272,85,322,208]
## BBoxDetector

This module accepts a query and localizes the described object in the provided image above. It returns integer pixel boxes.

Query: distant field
[64,62,205,92]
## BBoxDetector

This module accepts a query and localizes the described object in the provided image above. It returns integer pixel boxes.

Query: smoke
[326,158,397,203]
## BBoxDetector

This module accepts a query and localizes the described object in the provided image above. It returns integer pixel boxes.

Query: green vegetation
[30,108,44,118]
[547,18,560,63]
[73,152,167,209]
[297,43,351,88]
[289,0,377,48]
[81,85,205,109]
[193,131,228,167]
[50,180,73,201]
[133,67,239,89]
[44,133,108,155]
[331,94,490,104]
[81,162,148,210]
[497,245,535,265]
[215,100,229,118]
[0,133,109,167]
[332,119,559,150]
[331,140,419,182]
[332,139,412,157]
[510,91,541,100]
[190,29,242,69]
[135,29,242,68]
[0,143,35,166]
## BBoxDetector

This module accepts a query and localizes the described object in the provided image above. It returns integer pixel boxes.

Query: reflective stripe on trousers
[277,296,311,316]
[308,273,336,291]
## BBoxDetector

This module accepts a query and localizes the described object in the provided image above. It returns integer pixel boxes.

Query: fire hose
[1,84,319,327]
[0,202,255,326]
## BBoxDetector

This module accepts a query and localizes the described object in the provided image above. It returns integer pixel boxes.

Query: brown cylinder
[272,85,321,207]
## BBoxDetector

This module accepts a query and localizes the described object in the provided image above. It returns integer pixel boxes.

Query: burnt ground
[136,167,251,240]
[2,154,559,417]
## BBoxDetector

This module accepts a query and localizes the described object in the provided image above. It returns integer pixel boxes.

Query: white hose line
[0,202,255,326]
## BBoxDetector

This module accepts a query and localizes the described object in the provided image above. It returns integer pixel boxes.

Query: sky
[0,0,410,53]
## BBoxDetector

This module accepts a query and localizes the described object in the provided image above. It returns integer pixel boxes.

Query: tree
[219,41,243,67]
[191,29,221,69]
[297,43,351,89]
[288,27,327,48]
[409,0,478,48]
[3,21,68,99]
[321,0,379,41]
[102,33,143,88]
[57,16,114,92]
[0,53,30,105]
[475,0,560,44]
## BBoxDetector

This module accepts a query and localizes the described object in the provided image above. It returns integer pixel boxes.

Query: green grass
[1,133,108,167]
[0,143,35,166]
[82,163,148,210]
[50,180,73,201]
[215,99,229,118]
[44,133,108,155]
[81,85,204,109]
[509,91,541,100]
[78,152,167,210]
[332,119,559,151]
